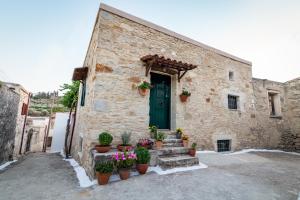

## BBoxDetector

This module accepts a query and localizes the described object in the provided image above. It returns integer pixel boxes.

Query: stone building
[69,4,300,177]
[0,82,30,164]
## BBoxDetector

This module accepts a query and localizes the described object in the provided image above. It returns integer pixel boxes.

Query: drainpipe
[19,93,31,155]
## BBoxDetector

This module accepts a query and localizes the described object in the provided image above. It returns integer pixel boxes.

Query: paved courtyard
[0,151,299,200]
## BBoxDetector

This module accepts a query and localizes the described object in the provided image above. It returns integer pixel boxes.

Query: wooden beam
[178,70,188,82]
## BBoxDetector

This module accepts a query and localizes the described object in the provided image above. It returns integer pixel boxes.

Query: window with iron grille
[228,95,238,110]
[217,140,231,152]
[229,71,234,81]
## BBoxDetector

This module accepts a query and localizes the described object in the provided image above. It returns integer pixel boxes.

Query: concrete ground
[0,152,299,200]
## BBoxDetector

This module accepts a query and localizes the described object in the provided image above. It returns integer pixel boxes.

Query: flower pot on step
[96,172,112,185]
[179,94,189,102]
[138,88,148,96]
[176,132,182,139]
[117,145,133,152]
[189,149,196,157]
[155,141,163,149]
[136,164,148,175]
[95,145,111,153]
[118,169,130,180]
[182,140,189,147]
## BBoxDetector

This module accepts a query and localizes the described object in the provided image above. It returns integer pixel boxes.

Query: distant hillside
[29,92,69,116]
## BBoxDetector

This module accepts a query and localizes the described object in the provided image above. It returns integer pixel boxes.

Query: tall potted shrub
[95,132,113,153]
[117,132,133,151]
[155,132,165,149]
[179,88,191,102]
[113,151,136,180]
[95,161,114,185]
[135,147,151,174]
[138,81,152,96]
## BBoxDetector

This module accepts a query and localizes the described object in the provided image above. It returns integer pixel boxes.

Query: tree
[59,81,80,158]
[59,81,80,108]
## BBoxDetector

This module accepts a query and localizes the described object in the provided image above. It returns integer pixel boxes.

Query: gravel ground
[0,151,299,200]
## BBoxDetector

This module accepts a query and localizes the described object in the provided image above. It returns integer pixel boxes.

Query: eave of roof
[99,3,252,66]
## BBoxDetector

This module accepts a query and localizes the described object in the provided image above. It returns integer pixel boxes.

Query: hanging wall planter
[138,81,152,96]
[179,88,191,103]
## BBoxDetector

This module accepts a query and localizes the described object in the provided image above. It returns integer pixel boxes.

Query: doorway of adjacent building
[149,73,171,129]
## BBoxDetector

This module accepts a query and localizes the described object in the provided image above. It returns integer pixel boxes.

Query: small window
[217,140,231,152]
[228,95,238,110]
[79,136,83,152]
[229,71,234,80]
[80,81,86,106]
[268,92,281,117]
[21,103,28,115]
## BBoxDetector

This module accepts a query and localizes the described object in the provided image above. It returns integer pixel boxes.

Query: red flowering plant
[137,138,153,149]
[112,151,137,170]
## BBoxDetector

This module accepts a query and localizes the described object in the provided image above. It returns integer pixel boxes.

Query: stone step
[166,134,177,139]
[163,139,182,143]
[158,155,199,169]
[157,147,189,156]
[163,142,183,147]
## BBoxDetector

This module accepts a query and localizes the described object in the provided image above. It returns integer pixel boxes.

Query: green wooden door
[149,73,171,129]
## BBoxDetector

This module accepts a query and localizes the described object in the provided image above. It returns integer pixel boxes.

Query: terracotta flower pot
[117,145,133,152]
[95,145,111,153]
[155,141,163,149]
[182,140,189,147]
[136,164,148,175]
[138,88,148,96]
[179,94,189,102]
[118,169,130,180]
[96,172,112,185]
[189,149,196,157]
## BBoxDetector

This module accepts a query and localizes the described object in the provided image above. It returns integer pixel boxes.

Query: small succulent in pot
[189,142,197,157]
[95,132,113,153]
[135,147,151,175]
[182,134,189,147]
[155,132,165,149]
[148,125,158,139]
[138,81,152,96]
[176,128,183,139]
[179,88,191,102]
[117,131,133,152]
[95,161,114,185]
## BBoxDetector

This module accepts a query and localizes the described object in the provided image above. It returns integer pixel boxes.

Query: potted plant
[95,132,113,153]
[95,161,114,185]
[182,134,189,147]
[135,147,151,175]
[117,132,133,152]
[179,88,191,102]
[112,151,136,180]
[138,81,152,96]
[137,138,153,149]
[148,125,158,139]
[176,128,183,139]
[155,132,165,149]
[189,143,197,157]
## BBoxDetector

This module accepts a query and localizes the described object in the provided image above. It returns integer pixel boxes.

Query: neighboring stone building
[0,83,19,164]
[69,4,300,177]
[0,82,30,163]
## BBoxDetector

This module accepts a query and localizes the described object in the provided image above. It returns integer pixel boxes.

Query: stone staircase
[156,130,199,169]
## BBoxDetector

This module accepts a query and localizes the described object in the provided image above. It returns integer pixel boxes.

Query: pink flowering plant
[112,151,137,169]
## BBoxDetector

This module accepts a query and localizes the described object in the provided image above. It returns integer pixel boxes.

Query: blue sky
[0,0,299,93]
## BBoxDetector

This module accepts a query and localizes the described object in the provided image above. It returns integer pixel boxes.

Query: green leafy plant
[98,132,113,146]
[182,134,189,141]
[176,128,183,134]
[156,132,165,141]
[59,81,80,108]
[138,81,152,89]
[135,147,151,164]
[121,131,132,146]
[191,143,197,150]
[149,125,158,139]
[181,88,191,96]
[95,161,114,173]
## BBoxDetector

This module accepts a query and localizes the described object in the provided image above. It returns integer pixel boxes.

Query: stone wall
[0,84,19,164]
[283,78,300,152]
